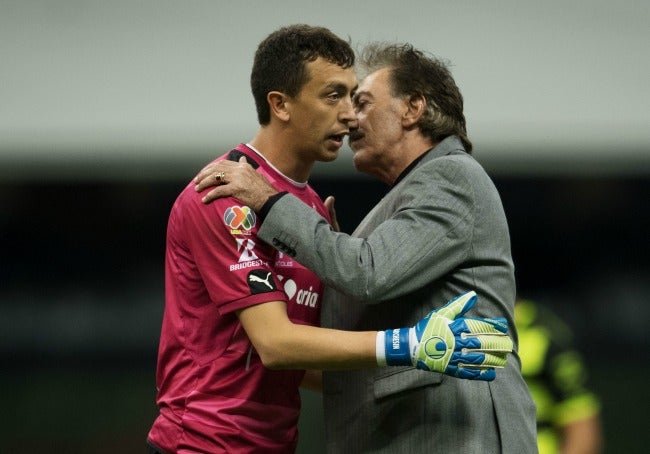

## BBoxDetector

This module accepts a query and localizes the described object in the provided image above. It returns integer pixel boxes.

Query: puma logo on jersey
[247,269,277,294]
[249,271,273,288]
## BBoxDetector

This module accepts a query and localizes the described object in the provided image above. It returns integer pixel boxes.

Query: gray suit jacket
[259,136,537,453]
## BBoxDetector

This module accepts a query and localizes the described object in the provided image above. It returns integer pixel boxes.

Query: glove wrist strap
[383,328,412,366]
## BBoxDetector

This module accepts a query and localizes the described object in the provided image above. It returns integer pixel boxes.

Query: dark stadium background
[1,174,647,453]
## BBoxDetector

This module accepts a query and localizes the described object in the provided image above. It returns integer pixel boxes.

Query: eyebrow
[325,81,357,95]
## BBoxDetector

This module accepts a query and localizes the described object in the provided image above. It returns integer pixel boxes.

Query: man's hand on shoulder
[194,157,278,211]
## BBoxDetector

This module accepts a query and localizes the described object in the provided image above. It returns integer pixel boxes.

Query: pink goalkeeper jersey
[148,144,328,453]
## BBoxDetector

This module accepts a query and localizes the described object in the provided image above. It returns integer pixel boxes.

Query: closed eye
[354,99,368,112]
[352,91,370,111]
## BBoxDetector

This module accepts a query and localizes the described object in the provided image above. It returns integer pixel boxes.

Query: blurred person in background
[196,42,537,453]
[147,25,512,454]
[516,298,603,454]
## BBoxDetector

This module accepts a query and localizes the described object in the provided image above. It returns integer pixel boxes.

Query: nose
[339,95,356,125]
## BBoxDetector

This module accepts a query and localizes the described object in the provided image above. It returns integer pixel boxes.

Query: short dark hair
[251,24,355,125]
[359,43,472,153]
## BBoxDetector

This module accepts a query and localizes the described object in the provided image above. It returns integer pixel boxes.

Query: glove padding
[385,291,513,381]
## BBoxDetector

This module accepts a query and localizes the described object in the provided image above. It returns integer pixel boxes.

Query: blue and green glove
[377,291,513,381]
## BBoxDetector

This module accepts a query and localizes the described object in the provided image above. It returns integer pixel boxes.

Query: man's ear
[402,94,426,128]
[268,91,291,122]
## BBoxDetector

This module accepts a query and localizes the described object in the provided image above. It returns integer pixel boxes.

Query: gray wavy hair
[358,43,472,153]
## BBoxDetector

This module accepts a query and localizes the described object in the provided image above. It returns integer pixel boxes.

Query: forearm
[238,293,511,380]
[258,194,467,301]
[238,301,377,370]
[265,323,378,370]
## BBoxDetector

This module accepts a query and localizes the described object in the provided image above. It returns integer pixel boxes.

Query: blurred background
[1,1,648,452]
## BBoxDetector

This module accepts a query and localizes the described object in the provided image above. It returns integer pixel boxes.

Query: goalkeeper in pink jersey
[147,25,512,454]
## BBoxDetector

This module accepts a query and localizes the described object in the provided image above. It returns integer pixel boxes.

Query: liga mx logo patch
[247,269,277,294]
[224,205,256,234]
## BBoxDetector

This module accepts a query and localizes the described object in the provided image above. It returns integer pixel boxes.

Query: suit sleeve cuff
[258,191,288,221]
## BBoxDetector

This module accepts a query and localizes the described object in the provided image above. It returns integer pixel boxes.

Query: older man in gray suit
[196,42,537,453]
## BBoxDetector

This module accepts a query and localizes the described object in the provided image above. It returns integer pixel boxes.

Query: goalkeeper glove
[377,291,513,381]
